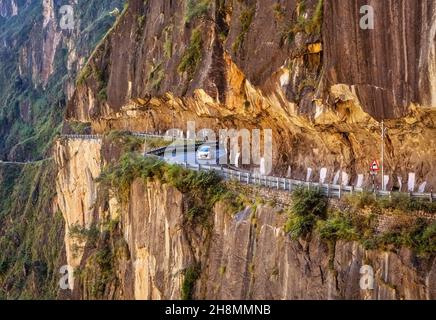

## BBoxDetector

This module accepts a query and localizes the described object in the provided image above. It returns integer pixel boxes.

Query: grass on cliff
[282,0,323,44]
[97,152,228,225]
[345,192,436,214]
[284,187,436,257]
[181,264,201,300]
[284,187,328,239]
[73,218,129,299]
[232,5,255,54]
[178,27,203,80]
[0,161,65,299]
[185,0,211,24]
[104,130,144,154]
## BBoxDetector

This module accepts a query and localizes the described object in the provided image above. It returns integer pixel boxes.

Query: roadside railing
[60,134,435,202]
[175,162,435,202]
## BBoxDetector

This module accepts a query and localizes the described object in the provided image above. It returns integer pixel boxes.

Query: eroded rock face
[125,179,189,300]
[202,205,435,300]
[323,0,436,119]
[66,0,436,191]
[54,139,435,300]
[54,138,103,272]
[0,0,17,17]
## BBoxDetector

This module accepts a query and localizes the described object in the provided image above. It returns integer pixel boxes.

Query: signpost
[370,160,380,191]
[381,120,388,191]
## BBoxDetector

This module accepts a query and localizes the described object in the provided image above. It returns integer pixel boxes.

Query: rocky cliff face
[67,0,436,191]
[54,138,435,300]
[324,0,436,118]
[0,0,124,161]
[0,0,18,17]
[0,160,68,299]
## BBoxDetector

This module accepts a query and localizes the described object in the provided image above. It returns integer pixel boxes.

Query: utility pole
[381,120,388,191]
[172,110,175,142]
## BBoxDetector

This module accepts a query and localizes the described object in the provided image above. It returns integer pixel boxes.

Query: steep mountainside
[68,0,436,191]
[0,0,435,301]
[54,138,436,300]
[0,0,124,299]
[0,0,124,161]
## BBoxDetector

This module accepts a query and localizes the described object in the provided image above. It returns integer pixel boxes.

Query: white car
[197,146,214,160]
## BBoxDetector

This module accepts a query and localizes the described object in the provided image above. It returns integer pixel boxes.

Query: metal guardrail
[62,133,208,143]
[174,162,436,202]
[61,134,102,140]
[60,134,435,202]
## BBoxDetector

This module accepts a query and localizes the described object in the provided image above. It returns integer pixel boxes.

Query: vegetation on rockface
[184,0,211,24]
[0,0,124,161]
[148,62,165,90]
[95,144,238,300]
[76,1,129,87]
[65,121,92,135]
[163,24,174,58]
[98,152,228,225]
[73,218,129,300]
[104,130,144,154]
[346,192,436,214]
[178,27,203,80]
[232,4,255,54]
[181,264,201,300]
[284,187,328,239]
[216,0,231,42]
[284,188,436,257]
[0,161,66,299]
[282,0,324,44]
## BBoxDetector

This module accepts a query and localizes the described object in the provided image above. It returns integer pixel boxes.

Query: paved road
[59,133,435,201]
[163,142,228,167]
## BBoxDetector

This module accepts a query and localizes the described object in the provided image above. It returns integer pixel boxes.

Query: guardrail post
[276,177,279,190]
[350,186,354,195]
[338,185,342,199]
[238,172,241,182]
[247,172,250,184]
[327,184,330,197]
[283,178,286,191]
[430,189,433,203]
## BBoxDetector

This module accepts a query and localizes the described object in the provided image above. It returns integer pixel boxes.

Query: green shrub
[145,137,172,150]
[317,214,358,242]
[97,87,108,102]
[98,153,226,225]
[97,153,165,202]
[69,224,100,245]
[232,5,255,53]
[185,0,211,24]
[345,192,377,210]
[68,121,91,134]
[291,187,328,218]
[346,192,436,214]
[282,0,323,43]
[284,187,328,239]
[178,28,203,79]
[76,65,92,85]
[105,130,143,153]
[163,25,173,58]
[181,265,200,300]
[285,213,316,239]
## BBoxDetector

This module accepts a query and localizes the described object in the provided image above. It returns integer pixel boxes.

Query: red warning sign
[370,160,380,172]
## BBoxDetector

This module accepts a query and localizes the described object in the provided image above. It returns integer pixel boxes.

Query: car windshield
[199,146,210,152]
